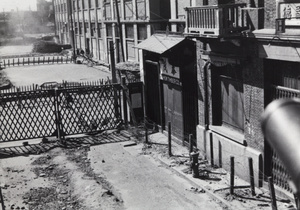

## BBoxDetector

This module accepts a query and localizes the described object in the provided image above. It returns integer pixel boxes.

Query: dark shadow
[0,130,132,159]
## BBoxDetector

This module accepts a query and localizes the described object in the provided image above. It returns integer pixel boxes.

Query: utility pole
[114,0,125,62]
[68,0,76,61]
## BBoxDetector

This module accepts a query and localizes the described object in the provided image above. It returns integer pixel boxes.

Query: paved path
[3,63,111,87]
[88,141,224,210]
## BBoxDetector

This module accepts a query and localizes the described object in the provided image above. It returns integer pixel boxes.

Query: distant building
[53,0,170,63]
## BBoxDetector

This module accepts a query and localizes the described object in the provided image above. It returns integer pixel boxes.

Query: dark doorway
[144,60,162,126]
[181,61,198,144]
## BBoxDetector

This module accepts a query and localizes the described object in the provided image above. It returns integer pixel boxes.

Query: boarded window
[137,0,146,20]
[125,0,134,20]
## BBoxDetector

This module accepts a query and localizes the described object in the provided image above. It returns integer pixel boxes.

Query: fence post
[0,187,5,210]
[122,77,128,127]
[189,134,193,160]
[230,156,235,195]
[17,58,19,66]
[168,121,172,156]
[210,137,214,167]
[268,176,278,210]
[191,152,199,178]
[248,157,256,196]
[12,58,14,66]
[145,126,148,144]
[54,88,65,144]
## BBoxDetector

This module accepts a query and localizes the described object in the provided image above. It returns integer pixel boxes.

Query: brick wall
[242,40,265,152]
[264,0,277,28]
[196,41,206,127]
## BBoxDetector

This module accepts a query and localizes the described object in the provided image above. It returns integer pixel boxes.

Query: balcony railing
[185,4,249,37]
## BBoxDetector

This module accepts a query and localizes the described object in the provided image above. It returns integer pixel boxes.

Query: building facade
[137,0,300,197]
[53,0,170,63]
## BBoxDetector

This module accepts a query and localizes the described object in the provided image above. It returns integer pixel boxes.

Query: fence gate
[57,85,122,136]
[0,84,123,142]
[271,85,300,192]
[0,89,57,141]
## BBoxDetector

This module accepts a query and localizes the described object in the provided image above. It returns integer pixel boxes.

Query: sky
[1,0,37,12]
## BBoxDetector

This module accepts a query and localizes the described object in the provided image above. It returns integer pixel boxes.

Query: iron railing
[185,3,248,36]
[271,85,300,192]
[0,55,73,69]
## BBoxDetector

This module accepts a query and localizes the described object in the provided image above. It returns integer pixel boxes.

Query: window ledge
[210,125,245,145]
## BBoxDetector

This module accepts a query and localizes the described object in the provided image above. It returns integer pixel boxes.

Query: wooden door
[163,82,183,139]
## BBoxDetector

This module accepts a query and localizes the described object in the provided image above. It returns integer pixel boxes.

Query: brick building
[186,0,300,195]
[137,0,300,197]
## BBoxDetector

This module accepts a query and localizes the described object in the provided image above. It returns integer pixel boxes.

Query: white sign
[278,2,300,19]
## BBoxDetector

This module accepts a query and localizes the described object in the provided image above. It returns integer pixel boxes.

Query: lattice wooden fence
[0,82,123,142]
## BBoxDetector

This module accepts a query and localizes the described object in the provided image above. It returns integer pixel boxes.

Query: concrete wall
[197,125,263,187]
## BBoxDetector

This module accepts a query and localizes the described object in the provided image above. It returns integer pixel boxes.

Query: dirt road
[0,132,225,210]
[89,141,225,210]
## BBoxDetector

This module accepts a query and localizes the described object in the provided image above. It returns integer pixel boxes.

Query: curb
[152,155,237,210]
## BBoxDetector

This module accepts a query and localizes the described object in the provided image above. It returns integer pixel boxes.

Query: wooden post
[145,126,148,144]
[110,41,117,83]
[268,176,278,210]
[122,77,128,126]
[114,0,125,62]
[210,138,214,167]
[168,121,172,156]
[0,187,5,210]
[248,157,256,196]
[230,156,235,195]
[191,152,199,178]
[189,134,193,160]
[294,194,300,210]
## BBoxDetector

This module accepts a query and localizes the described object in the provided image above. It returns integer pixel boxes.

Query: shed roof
[135,34,185,54]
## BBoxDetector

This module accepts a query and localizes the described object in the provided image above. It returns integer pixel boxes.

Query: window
[137,24,147,41]
[82,0,86,9]
[106,24,113,37]
[78,0,81,10]
[221,76,244,131]
[79,22,83,34]
[137,0,146,20]
[125,0,133,20]
[126,24,134,39]
[91,23,96,36]
[84,22,89,33]
[75,22,78,34]
[97,23,102,37]
[96,0,101,8]
[212,65,244,132]
[73,0,76,10]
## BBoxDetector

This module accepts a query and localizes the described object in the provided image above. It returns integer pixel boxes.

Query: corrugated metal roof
[135,34,185,54]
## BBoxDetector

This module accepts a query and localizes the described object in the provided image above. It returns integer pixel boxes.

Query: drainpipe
[203,61,210,130]
[202,60,210,159]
